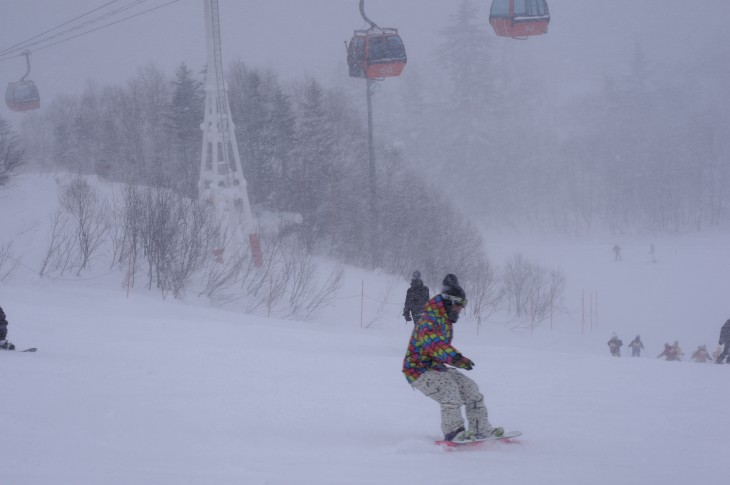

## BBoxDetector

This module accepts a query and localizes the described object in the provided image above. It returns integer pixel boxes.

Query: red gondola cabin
[347,29,407,79]
[489,0,550,38]
[5,81,40,112]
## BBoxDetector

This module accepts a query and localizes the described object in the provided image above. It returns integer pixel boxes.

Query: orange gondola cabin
[5,80,40,112]
[489,0,550,38]
[347,29,407,79]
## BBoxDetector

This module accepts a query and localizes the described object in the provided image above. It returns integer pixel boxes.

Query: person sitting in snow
[713,345,724,364]
[691,345,713,363]
[402,270,430,324]
[715,318,730,364]
[607,333,623,357]
[658,343,679,361]
[628,335,644,357]
[672,341,683,361]
[0,306,15,350]
[403,274,503,442]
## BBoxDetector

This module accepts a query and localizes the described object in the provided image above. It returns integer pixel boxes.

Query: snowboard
[0,347,37,352]
[435,430,522,448]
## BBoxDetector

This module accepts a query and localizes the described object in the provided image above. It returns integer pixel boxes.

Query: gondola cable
[0,0,121,58]
[0,0,181,63]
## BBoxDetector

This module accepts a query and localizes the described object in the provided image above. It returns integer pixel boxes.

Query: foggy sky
[2,0,729,117]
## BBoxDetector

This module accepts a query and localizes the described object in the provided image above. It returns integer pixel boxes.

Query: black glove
[404,314,412,322]
[453,354,475,371]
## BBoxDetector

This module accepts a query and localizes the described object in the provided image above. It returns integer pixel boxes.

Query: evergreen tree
[166,62,204,198]
[290,78,337,224]
[430,0,501,206]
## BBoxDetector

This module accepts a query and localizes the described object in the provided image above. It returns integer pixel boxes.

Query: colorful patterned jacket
[402,294,463,384]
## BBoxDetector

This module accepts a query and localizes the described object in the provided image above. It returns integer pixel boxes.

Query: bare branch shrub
[0,242,20,281]
[124,186,226,299]
[465,258,503,331]
[38,209,76,277]
[59,177,110,275]
[501,253,566,329]
[198,225,342,319]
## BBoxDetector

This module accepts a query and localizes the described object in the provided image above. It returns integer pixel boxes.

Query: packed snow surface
[2,174,729,485]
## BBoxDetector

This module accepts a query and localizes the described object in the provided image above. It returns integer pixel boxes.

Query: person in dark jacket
[715,319,730,363]
[0,306,15,350]
[607,333,623,357]
[402,270,430,324]
[403,274,503,442]
[628,335,644,357]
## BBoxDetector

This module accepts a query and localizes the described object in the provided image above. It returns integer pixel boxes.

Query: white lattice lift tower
[199,0,263,266]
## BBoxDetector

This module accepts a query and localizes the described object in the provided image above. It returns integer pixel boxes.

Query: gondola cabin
[5,80,40,112]
[347,29,407,79]
[489,0,550,38]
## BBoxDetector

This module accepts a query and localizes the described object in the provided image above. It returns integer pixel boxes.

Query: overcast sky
[1,0,729,113]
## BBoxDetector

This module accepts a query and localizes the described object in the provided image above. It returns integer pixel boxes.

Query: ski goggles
[441,294,468,308]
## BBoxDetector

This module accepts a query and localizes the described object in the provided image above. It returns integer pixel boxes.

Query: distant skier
[612,244,622,261]
[649,243,656,263]
[672,341,684,361]
[690,345,713,363]
[402,270,430,324]
[628,335,644,357]
[0,305,15,351]
[403,274,504,442]
[713,345,724,363]
[715,318,730,364]
[607,333,623,357]
[658,343,679,361]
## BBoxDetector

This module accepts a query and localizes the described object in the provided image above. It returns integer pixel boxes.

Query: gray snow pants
[412,368,492,438]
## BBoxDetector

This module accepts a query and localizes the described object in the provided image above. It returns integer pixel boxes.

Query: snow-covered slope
[1,174,729,485]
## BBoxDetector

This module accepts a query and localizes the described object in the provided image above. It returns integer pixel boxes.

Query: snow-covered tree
[0,116,24,188]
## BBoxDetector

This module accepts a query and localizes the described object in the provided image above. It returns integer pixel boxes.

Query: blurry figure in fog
[607,333,623,357]
[658,343,679,361]
[713,345,724,363]
[0,306,15,350]
[691,345,713,363]
[672,341,683,360]
[612,244,622,261]
[715,318,730,364]
[649,243,656,263]
[628,335,644,357]
[402,270,430,325]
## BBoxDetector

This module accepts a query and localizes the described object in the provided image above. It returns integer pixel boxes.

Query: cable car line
[0,0,181,63]
[0,0,121,58]
[0,0,169,60]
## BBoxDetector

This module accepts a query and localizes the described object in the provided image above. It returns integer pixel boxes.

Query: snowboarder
[402,270,430,324]
[657,343,679,361]
[691,345,713,363]
[402,274,503,442]
[0,305,15,351]
[607,333,623,357]
[612,244,622,261]
[715,318,730,364]
[628,335,644,357]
